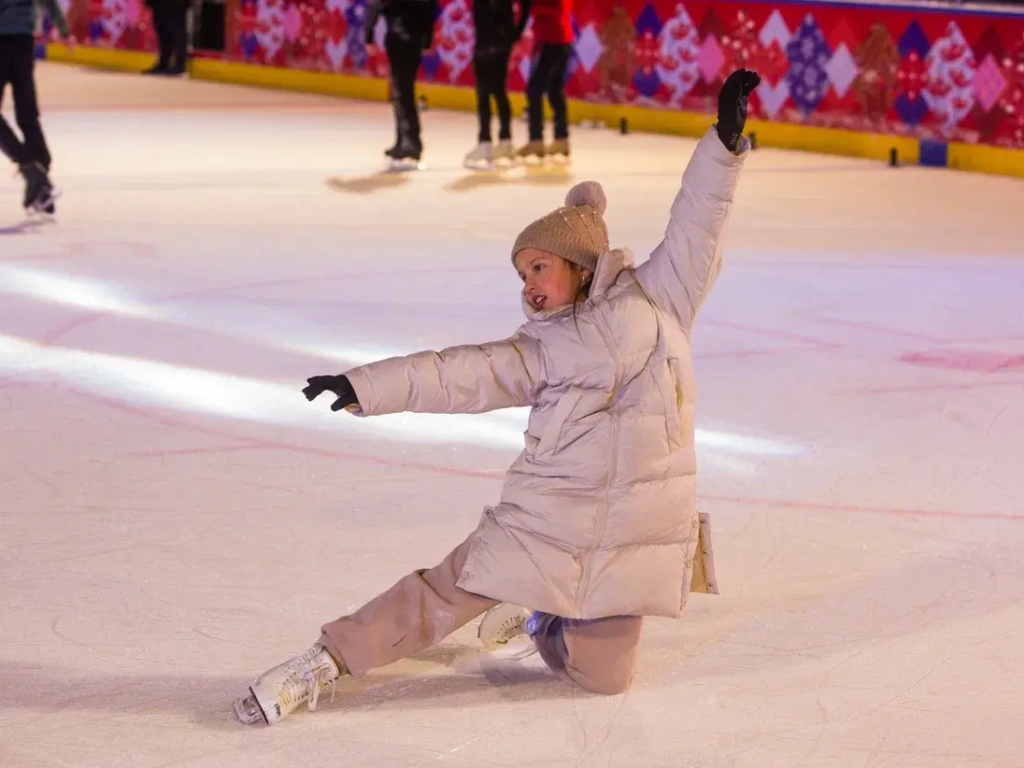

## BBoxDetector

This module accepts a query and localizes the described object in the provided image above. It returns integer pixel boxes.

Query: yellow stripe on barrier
[948,141,1024,179]
[45,44,153,72]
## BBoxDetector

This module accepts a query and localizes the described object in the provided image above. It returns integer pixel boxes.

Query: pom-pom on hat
[511,181,610,274]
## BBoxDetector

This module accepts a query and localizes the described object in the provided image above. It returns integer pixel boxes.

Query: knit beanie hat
[511,181,610,273]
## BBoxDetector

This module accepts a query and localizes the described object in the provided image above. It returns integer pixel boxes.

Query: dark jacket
[473,0,529,54]
[0,0,68,38]
[364,0,438,50]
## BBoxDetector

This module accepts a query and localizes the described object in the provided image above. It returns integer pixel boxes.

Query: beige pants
[320,534,643,695]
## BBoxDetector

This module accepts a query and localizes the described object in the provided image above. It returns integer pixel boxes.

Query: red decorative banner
[62,0,1024,148]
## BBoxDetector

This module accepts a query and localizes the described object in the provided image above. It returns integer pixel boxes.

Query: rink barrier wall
[42,45,1024,179]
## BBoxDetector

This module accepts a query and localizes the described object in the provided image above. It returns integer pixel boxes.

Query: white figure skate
[463,141,494,170]
[493,139,516,166]
[477,603,532,649]
[233,643,342,725]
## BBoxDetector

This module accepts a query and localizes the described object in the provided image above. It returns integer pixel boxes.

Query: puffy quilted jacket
[345,127,749,619]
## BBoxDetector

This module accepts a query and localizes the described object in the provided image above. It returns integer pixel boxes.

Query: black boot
[390,141,422,162]
[19,162,53,211]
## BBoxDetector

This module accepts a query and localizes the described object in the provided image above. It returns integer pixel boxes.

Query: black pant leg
[168,5,189,72]
[0,39,30,165]
[472,52,493,143]
[9,36,50,168]
[526,43,560,141]
[385,34,422,149]
[492,46,512,140]
[152,6,172,69]
[544,44,571,140]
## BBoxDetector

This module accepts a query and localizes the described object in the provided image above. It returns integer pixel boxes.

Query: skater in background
[516,0,573,161]
[142,0,191,76]
[365,0,438,168]
[233,68,761,727]
[462,0,529,170]
[0,0,72,213]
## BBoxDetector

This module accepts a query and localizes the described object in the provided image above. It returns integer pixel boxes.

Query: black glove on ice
[303,374,360,412]
[716,68,761,153]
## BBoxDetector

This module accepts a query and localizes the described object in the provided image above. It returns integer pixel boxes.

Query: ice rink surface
[2,62,1024,768]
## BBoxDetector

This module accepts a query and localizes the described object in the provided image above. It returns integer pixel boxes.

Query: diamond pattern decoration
[786,14,832,113]
[825,42,858,98]
[974,53,1008,112]
[972,100,1007,141]
[757,79,790,118]
[898,20,930,58]
[655,4,701,104]
[632,3,664,98]
[698,6,724,40]
[574,22,603,74]
[895,90,929,124]
[923,21,976,134]
[827,15,859,53]
[759,9,791,51]
[697,32,725,83]
[973,25,1005,63]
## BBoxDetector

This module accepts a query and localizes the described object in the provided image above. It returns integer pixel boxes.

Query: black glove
[716,68,761,153]
[303,374,360,412]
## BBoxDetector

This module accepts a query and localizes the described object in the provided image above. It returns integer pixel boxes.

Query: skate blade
[387,159,426,173]
[28,187,61,216]
[233,692,268,725]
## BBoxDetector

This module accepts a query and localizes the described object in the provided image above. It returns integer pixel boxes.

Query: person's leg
[524,43,553,143]
[492,45,513,142]
[1,36,54,211]
[473,51,493,144]
[320,534,497,676]
[545,43,572,141]
[10,35,52,170]
[532,613,643,695]
[167,3,189,74]
[235,533,498,725]
[385,34,423,153]
[0,42,30,165]
[148,5,172,72]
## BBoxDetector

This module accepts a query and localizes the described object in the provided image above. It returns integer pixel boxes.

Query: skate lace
[306,665,337,712]
[275,648,338,714]
[495,613,527,642]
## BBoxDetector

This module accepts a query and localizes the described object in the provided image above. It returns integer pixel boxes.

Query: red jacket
[529,0,573,45]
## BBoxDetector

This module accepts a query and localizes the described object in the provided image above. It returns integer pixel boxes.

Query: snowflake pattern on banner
[785,14,832,114]
[632,4,664,100]
[433,0,474,83]
[99,0,129,45]
[922,21,976,136]
[655,3,701,105]
[254,0,287,63]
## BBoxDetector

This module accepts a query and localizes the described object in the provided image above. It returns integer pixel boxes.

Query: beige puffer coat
[345,128,749,619]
